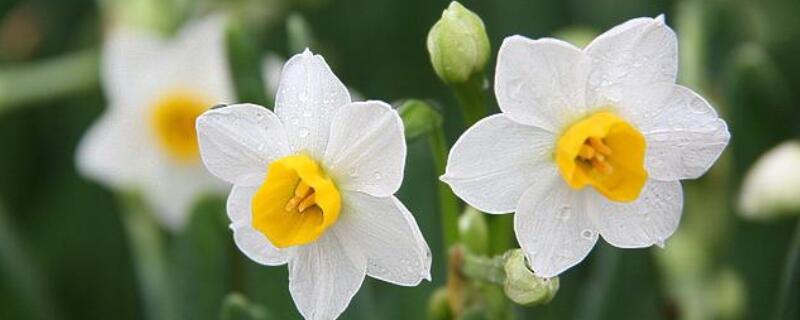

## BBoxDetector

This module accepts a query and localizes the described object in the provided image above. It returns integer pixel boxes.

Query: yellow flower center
[251,154,341,248]
[555,111,647,202]
[149,89,211,163]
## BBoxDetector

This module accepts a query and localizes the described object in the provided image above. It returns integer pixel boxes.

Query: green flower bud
[739,140,800,219]
[427,287,453,320]
[397,99,442,142]
[459,206,489,255]
[426,1,490,85]
[502,249,559,306]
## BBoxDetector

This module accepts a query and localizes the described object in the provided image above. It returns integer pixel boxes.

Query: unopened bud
[426,1,490,85]
[397,99,442,142]
[459,206,489,255]
[503,249,559,306]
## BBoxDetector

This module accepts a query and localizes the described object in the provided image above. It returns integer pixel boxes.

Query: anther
[589,137,612,156]
[297,194,316,212]
[285,181,316,212]
[591,158,614,175]
[294,181,312,198]
[578,144,595,159]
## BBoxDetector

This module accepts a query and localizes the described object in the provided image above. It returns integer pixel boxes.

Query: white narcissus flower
[77,16,234,230]
[739,141,800,219]
[196,49,431,320]
[442,15,730,277]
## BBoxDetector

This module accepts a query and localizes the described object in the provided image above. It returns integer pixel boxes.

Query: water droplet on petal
[556,206,571,221]
[298,127,310,138]
[581,229,594,240]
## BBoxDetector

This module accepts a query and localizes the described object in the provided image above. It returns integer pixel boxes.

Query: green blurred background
[0,0,799,319]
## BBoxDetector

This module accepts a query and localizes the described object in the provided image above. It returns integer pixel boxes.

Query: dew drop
[373,171,382,181]
[556,206,571,221]
[655,239,666,248]
[298,127,310,138]
[581,229,594,240]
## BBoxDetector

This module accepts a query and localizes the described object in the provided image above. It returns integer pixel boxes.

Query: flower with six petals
[76,16,233,229]
[196,49,431,320]
[442,15,730,277]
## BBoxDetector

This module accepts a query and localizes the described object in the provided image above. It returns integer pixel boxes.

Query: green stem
[0,203,58,320]
[430,124,460,250]
[489,215,514,255]
[574,244,621,320]
[774,218,800,320]
[0,48,99,113]
[451,74,486,127]
[118,193,179,320]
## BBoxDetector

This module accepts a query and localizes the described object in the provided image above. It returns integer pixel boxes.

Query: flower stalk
[431,123,461,249]
[398,100,460,250]
[451,74,487,126]
[117,192,178,320]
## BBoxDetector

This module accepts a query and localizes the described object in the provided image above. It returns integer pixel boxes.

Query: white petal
[196,104,291,186]
[587,180,683,248]
[585,16,678,107]
[169,15,236,103]
[75,106,157,189]
[227,184,287,265]
[102,26,165,102]
[323,101,406,197]
[334,192,431,286]
[288,232,366,320]
[738,141,800,219]
[514,176,598,278]
[442,114,556,214]
[141,163,224,230]
[630,85,730,181]
[495,36,590,131]
[275,49,351,159]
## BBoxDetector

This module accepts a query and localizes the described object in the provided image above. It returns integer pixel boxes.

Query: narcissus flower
[442,16,729,277]
[76,16,233,229]
[197,50,431,319]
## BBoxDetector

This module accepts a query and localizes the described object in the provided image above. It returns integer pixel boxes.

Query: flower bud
[503,249,559,306]
[739,140,800,219]
[397,99,442,142]
[459,206,489,255]
[426,1,490,85]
